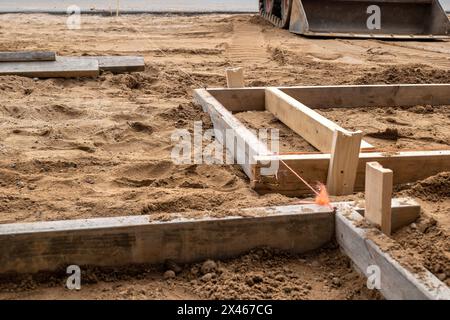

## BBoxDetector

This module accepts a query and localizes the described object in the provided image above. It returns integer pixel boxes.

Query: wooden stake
[116,0,120,17]
[365,162,393,235]
[226,67,245,88]
[326,129,362,196]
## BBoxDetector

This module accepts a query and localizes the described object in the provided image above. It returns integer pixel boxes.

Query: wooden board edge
[264,87,374,152]
[0,57,99,78]
[252,150,450,196]
[0,51,56,62]
[194,88,271,179]
[335,207,450,300]
[0,204,335,274]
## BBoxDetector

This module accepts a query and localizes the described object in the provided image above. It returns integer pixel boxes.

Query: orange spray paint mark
[278,159,332,209]
[314,183,332,209]
[294,183,333,209]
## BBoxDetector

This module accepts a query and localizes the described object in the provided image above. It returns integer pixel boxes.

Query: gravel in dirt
[0,246,382,300]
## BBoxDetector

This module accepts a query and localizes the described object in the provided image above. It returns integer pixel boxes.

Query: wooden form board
[194,89,271,179]
[265,88,373,152]
[0,56,144,78]
[280,84,450,109]
[365,162,394,235]
[83,56,145,73]
[206,87,266,113]
[204,84,450,112]
[0,51,56,62]
[0,57,99,78]
[253,151,450,196]
[0,204,334,274]
[353,198,420,233]
[195,84,450,196]
[335,204,450,300]
[0,198,443,300]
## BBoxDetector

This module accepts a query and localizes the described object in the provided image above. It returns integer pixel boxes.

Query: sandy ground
[236,105,450,152]
[0,13,449,299]
[0,246,382,300]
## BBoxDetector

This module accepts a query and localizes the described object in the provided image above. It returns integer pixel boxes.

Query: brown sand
[0,246,381,300]
[0,13,449,299]
[235,106,450,152]
[1,13,450,224]
[235,111,317,153]
[317,105,450,151]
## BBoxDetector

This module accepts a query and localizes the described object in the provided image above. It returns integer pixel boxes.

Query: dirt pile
[249,14,274,27]
[269,47,289,65]
[406,172,450,201]
[157,102,212,129]
[175,247,381,300]
[357,64,450,84]
[0,247,382,300]
[393,216,450,286]
[317,105,450,150]
[366,127,401,141]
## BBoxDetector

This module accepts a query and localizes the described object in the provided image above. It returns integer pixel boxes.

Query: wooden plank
[0,51,56,62]
[365,162,394,235]
[84,56,145,73]
[0,204,335,274]
[280,84,450,109]
[226,67,245,88]
[264,88,374,152]
[252,150,450,196]
[194,89,271,179]
[0,57,99,78]
[204,84,450,112]
[327,129,363,196]
[390,203,421,231]
[335,206,450,300]
[207,88,265,113]
[355,198,420,232]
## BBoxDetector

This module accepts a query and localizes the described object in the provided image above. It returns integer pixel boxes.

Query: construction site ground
[0,13,448,299]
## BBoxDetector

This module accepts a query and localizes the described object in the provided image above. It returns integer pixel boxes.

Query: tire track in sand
[227,22,268,65]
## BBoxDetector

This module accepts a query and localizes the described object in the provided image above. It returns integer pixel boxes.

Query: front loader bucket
[289,0,450,39]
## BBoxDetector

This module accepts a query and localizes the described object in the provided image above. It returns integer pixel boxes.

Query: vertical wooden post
[226,67,245,88]
[326,129,362,196]
[365,162,393,235]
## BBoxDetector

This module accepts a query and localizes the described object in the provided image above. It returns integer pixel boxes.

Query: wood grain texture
[194,89,271,178]
[252,151,450,196]
[0,57,99,78]
[0,204,334,273]
[365,162,394,235]
[280,84,450,109]
[226,67,245,88]
[327,129,363,196]
[207,88,266,113]
[84,56,145,73]
[355,198,420,232]
[0,51,56,62]
[335,206,450,300]
[204,84,450,112]
[265,88,373,152]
